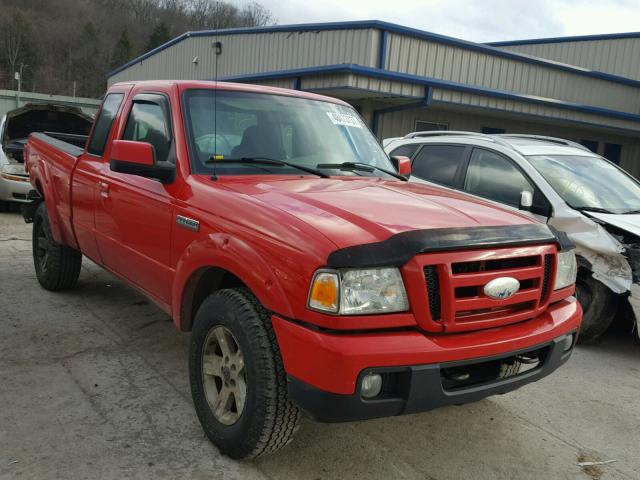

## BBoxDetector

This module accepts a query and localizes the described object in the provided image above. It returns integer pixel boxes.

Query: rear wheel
[32,203,82,290]
[575,271,618,343]
[189,288,300,459]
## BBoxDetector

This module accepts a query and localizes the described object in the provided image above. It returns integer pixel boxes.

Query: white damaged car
[0,103,92,211]
[384,132,640,342]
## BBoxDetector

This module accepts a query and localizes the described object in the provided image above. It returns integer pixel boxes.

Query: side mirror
[390,155,412,177]
[110,140,175,183]
[519,190,533,210]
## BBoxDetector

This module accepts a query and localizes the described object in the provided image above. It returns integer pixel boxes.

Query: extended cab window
[87,93,124,156]
[411,145,466,187]
[123,98,171,163]
[464,148,534,208]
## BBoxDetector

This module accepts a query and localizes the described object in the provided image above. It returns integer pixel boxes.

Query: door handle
[98,181,110,198]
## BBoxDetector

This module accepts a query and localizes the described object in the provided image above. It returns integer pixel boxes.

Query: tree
[0,10,35,89]
[111,28,133,69]
[146,22,172,52]
[0,0,275,96]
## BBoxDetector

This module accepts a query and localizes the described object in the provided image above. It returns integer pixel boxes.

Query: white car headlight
[554,251,577,290]
[308,267,409,315]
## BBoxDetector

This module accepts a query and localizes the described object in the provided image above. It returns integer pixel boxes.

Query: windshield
[528,154,640,214]
[183,89,395,177]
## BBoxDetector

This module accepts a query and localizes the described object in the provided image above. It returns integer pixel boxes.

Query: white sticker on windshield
[326,112,363,129]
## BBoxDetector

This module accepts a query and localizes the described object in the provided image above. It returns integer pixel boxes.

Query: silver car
[384,131,640,342]
[0,103,93,211]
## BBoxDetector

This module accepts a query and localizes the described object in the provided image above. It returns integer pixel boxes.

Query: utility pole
[14,71,20,108]
[15,63,28,108]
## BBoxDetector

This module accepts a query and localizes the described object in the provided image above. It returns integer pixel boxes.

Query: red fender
[172,232,294,330]
[31,152,66,245]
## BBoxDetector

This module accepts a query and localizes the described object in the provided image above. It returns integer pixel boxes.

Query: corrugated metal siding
[385,32,640,114]
[247,78,296,89]
[379,105,640,178]
[431,88,640,132]
[499,39,640,81]
[109,29,379,85]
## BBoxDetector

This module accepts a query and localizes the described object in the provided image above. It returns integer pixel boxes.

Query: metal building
[0,89,100,119]
[107,21,640,176]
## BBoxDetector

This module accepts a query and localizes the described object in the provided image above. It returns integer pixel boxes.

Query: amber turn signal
[308,271,339,313]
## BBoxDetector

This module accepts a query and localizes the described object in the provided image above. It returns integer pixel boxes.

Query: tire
[189,288,301,459]
[575,270,618,343]
[32,203,82,291]
[0,201,10,212]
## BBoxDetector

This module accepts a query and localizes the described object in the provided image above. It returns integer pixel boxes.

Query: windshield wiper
[572,206,618,215]
[206,156,329,178]
[315,162,408,181]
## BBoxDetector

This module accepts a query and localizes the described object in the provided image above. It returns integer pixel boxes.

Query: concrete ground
[0,210,639,480]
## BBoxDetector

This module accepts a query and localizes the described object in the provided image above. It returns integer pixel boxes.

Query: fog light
[361,373,383,399]
[562,334,575,352]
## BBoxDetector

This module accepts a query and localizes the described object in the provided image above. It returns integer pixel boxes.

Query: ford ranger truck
[22,81,582,459]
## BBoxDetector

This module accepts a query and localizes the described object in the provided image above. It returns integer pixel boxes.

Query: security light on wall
[192,56,199,65]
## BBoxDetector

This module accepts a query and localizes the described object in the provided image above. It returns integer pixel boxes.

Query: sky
[255,0,640,43]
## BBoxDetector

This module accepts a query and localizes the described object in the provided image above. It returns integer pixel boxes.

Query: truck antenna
[211,39,222,181]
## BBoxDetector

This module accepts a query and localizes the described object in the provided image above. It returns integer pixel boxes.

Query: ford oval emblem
[483,277,520,300]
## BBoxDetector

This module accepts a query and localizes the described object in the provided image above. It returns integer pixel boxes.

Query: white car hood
[586,212,640,238]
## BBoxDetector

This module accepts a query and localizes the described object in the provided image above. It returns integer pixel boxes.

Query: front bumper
[0,173,31,202]
[273,297,581,422]
[288,333,575,422]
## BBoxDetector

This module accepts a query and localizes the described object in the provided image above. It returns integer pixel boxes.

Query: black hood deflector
[327,224,573,268]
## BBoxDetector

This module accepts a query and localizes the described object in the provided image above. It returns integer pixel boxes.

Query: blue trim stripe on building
[106,20,640,88]
[378,30,388,69]
[371,86,432,135]
[488,30,640,47]
[218,63,640,124]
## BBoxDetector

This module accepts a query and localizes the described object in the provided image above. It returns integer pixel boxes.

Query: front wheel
[189,288,301,459]
[575,271,618,343]
[32,203,82,290]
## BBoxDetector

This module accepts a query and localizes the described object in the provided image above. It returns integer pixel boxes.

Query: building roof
[106,20,640,89]
[488,31,640,47]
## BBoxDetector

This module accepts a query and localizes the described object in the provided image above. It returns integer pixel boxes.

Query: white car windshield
[183,89,395,178]
[528,154,640,214]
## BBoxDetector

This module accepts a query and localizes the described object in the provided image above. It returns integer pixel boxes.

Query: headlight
[308,267,409,315]
[554,251,577,290]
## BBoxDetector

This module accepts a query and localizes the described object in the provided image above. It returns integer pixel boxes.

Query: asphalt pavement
[1,210,638,480]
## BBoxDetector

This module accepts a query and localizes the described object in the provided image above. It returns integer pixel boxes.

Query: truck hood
[221,176,538,248]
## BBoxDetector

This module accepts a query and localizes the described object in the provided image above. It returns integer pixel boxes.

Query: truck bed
[26,132,85,248]
[30,132,85,157]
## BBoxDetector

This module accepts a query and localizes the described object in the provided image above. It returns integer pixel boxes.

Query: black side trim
[30,132,84,157]
[327,224,558,268]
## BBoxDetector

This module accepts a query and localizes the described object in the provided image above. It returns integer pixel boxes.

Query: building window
[415,121,448,132]
[604,143,622,165]
[580,139,599,153]
[481,127,505,134]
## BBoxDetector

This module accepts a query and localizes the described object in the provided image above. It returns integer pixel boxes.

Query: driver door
[94,93,175,306]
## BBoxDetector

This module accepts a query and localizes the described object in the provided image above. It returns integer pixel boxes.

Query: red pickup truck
[23,80,581,459]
